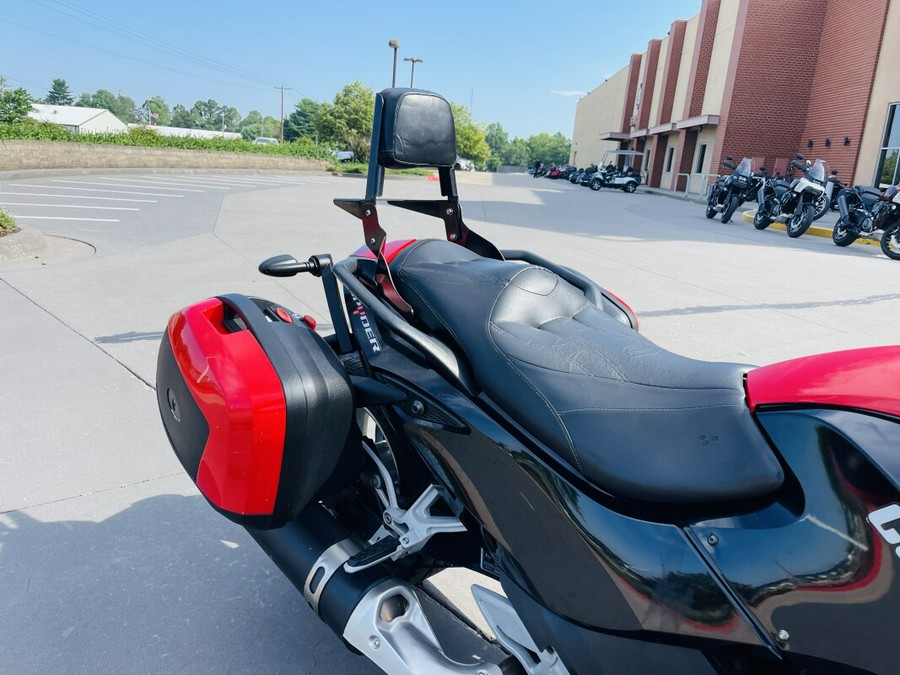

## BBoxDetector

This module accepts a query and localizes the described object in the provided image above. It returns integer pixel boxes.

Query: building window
[876,103,900,187]
[695,143,707,173]
[665,147,674,172]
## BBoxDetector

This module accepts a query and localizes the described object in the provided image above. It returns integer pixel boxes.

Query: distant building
[29,104,128,134]
[571,0,900,191]
[128,123,242,141]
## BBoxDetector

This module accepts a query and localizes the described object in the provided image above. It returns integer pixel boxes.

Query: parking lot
[2,170,900,674]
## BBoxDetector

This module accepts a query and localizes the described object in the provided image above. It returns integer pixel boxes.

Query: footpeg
[346,534,400,571]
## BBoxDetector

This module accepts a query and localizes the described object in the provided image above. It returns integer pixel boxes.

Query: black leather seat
[391,239,784,505]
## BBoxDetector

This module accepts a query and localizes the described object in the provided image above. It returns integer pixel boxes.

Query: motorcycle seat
[391,239,784,505]
[772,179,793,191]
[858,186,883,203]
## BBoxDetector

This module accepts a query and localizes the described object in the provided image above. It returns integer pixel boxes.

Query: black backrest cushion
[378,88,456,169]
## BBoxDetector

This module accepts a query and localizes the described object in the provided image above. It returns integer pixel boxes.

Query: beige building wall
[648,36,670,126]
[672,15,700,123]
[79,111,128,134]
[660,134,678,186]
[570,66,630,167]
[701,0,740,116]
[856,0,900,186]
[691,127,719,184]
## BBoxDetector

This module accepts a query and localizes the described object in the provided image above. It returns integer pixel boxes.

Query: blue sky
[2,0,701,139]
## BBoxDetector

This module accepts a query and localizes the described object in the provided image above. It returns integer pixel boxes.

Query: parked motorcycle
[833,182,900,259]
[705,156,761,223]
[753,154,827,237]
[813,168,845,221]
[578,164,598,187]
[156,88,900,675]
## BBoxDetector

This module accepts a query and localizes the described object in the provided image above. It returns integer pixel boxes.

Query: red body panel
[352,238,417,262]
[168,298,286,515]
[746,346,900,417]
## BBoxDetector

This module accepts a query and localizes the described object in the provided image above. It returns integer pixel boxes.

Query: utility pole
[274,83,293,142]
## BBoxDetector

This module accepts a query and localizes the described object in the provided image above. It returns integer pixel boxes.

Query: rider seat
[391,239,784,505]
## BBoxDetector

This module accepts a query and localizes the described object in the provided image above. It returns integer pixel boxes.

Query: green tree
[451,103,490,167]
[174,99,241,131]
[144,95,170,126]
[77,89,138,122]
[171,103,193,128]
[0,78,33,124]
[45,78,74,106]
[315,81,374,162]
[504,137,531,166]
[239,110,280,140]
[285,97,322,142]
[528,131,571,166]
[485,122,509,162]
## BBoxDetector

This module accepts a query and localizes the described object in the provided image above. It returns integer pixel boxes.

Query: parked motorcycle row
[706,153,900,260]
[533,151,643,193]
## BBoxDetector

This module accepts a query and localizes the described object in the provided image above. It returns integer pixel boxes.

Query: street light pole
[388,39,400,87]
[403,57,423,87]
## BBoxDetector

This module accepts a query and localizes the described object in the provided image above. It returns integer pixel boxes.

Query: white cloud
[551,89,587,98]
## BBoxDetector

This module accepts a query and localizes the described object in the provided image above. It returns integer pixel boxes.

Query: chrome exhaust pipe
[247,504,509,675]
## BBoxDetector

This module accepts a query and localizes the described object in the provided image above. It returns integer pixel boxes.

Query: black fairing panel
[378,88,456,169]
[379,359,768,650]
[688,409,900,674]
[500,573,718,675]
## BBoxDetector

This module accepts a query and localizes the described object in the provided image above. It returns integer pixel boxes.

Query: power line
[28,0,279,88]
[0,18,272,92]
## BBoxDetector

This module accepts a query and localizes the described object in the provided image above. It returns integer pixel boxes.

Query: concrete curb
[0,166,333,181]
[0,226,48,261]
[739,209,882,248]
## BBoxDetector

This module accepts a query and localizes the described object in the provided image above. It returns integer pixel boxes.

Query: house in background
[29,104,128,134]
[127,123,241,141]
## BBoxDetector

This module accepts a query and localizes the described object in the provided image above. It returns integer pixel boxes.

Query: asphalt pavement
[2,170,900,674]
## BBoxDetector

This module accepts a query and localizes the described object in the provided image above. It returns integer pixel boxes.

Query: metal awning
[648,122,676,135]
[674,114,720,130]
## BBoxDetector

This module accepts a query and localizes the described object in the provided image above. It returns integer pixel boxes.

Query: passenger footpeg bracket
[345,484,466,573]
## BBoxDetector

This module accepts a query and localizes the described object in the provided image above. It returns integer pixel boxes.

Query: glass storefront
[877,103,900,187]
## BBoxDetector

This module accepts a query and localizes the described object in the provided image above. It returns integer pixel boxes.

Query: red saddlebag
[155,294,353,529]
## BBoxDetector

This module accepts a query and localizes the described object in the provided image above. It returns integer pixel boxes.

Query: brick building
[570,0,900,192]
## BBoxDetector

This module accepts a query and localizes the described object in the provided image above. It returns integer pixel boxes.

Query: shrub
[0,209,19,236]
[0,122,334,160]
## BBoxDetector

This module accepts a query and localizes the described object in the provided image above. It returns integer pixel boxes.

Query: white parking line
[0,202,138,211]
[0,192,157,203]
[99,177,230,190]
[197,175,288,184]
[15,216,120,222]
[154,175,269,187]
[51,180,202,193]
[130,176,241,188]
[11,184,184,198]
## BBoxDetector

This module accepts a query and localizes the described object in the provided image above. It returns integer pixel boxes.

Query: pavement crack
[0,473,185,515]
[0,277,156,390]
